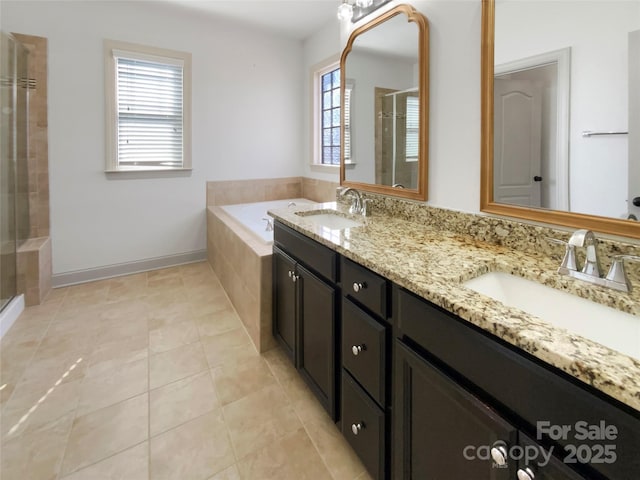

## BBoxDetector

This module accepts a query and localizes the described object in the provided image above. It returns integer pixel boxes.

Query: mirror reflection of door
[494,77,543,207]
[629,30,640,221]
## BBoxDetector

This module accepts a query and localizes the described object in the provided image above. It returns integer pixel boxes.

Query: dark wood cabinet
[298,264,337,419]
[273,222,339,420]
[272,247,297,362]
[394,340,517,479]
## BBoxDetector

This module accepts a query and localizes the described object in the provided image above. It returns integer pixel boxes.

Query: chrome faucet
[340,188,363,215]
[548,229,640,292]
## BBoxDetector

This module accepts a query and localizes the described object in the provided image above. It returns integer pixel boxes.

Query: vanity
[270,1,640,478]
[270,203,640,480]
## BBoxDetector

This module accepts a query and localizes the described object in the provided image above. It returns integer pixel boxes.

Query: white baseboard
[52,250,207,287]
[0,295,25,339]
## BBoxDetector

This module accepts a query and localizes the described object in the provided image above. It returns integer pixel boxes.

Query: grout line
[57,439,149,480]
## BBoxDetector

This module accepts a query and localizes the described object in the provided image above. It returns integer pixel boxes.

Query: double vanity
[269,198,640,480]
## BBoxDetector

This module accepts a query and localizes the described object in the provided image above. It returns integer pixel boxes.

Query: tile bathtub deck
[0,262,369,480]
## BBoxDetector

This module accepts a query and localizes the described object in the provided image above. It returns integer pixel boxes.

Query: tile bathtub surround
[206,177,339,207]
[270,203,640,412]
[0,262,369,480]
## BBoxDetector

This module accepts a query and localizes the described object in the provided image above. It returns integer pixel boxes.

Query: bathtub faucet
[262,217,274,232]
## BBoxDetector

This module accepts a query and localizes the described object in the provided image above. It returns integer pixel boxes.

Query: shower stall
[1,32,30,315]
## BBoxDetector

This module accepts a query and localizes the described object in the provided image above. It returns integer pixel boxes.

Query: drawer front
[274,222,337,283]
[342,257,388,319]
[342,371,386,480]
[394,285,640,480]
[342,299,387,406]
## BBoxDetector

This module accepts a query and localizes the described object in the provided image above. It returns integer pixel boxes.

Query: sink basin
[464,272,640,360]
[296,211,363,230]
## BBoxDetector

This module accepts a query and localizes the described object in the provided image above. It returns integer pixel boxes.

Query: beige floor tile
[149,342,208,389]
[76,357,148,416]
[86,333,148,378]
[189,292,233,316]
[304,415,366,480]
[223,383,301,459]
[60,441,148,480]
[0,411,74,480]
[1,376,82,438]
[18,349,88,387]
[212,356,277,405]
[195,307,242,338]
[147,298,194,330]
[208,464,241,480]
[150,410,234,480]
[150,371,219,436]
[61,393,148,476]
[148,275,184,291]
[201,328,258,369]
[236,428,332,480]
[149,319,200,354]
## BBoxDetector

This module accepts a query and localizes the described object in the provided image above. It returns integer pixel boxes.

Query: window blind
[344,86,352,162]
[406,96,419,160]
[115,54,184,168]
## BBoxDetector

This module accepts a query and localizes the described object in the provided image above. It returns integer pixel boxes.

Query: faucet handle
[545,237,578,273]
[605,255,640,289]
[362,199,371,217]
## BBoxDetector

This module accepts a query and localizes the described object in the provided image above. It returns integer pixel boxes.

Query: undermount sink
[296,211,363,230]
[464,272,640,361]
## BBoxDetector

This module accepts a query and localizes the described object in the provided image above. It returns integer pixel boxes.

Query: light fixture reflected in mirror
[337,0,392,23]
[337,1,354,21]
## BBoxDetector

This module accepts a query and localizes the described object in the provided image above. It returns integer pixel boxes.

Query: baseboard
[0,295,25,338]
[52,250,207,287]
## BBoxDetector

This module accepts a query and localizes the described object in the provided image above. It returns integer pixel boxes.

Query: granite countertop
[268,202,640,412]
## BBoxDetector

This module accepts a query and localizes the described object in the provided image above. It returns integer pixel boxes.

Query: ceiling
[160,0,340,40]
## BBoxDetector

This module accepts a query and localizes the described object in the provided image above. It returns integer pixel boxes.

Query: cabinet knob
[517,467,535,480]
[351,422,364,435]
[490,444,508,466]
[288,270,292,278]
[291,274,299,283]
[351,344,365,356]
[352,282,366,293]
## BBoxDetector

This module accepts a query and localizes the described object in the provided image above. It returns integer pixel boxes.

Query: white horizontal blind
[116,54,184,168]
[344,86,352,162]
[406,96,419,160]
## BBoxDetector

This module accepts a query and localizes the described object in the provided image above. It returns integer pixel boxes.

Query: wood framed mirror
[340,4,429,201]
[481,0,640,238]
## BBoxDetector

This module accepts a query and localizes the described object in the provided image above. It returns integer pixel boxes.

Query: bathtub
[207,197,317,353]
[220,198,317,244]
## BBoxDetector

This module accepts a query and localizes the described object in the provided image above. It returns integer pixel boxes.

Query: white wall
[303,0,482,213]
[1,1,304,276]
[496,1,640,219]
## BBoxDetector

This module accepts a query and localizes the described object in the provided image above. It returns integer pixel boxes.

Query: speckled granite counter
[269,202,640,412]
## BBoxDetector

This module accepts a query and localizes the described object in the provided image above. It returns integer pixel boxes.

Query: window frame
[104,39,192,173]
[311,56,342,169]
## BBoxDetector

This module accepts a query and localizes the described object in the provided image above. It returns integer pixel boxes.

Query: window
[312,58,351,168]
[320,67,341,165]
[406,96,419,161]
[105,40,191,172]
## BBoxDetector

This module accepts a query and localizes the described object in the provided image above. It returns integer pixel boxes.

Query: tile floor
[0,262,370,480]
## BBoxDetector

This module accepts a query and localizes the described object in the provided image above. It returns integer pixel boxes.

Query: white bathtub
[220,198,317,244]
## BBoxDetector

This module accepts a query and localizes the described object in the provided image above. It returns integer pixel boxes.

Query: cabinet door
[394,340,516,480]
[298,264,338,420]
[517,434,587,480]
[272,248,297,364]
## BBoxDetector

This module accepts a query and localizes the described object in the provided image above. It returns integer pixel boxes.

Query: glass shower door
[0,32,28,312]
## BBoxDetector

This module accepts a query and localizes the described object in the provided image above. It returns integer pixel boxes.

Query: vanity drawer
[274,222,337,283]
[342,257,388,319]
[342,371,386,480]
[342,298,387,407]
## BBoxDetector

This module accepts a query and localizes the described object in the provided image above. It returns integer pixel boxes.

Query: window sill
[105,167,193,178]
[310,164,341,174]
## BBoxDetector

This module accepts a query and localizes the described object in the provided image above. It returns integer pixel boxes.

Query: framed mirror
[340,4,429,201]
[481,0,640,238]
